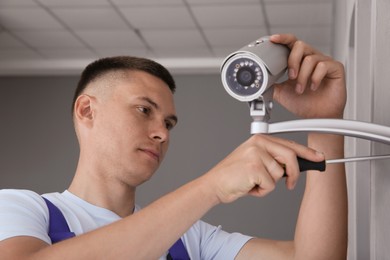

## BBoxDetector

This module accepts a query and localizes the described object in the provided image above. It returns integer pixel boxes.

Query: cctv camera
[221,36,290,102]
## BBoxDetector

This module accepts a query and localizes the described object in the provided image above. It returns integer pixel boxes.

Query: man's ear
[74,94,95,127]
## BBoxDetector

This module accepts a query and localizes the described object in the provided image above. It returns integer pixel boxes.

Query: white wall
[371,0,390,258]
[335,0,390,259]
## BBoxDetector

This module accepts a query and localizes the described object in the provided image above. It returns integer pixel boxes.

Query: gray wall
[0,74,306,240]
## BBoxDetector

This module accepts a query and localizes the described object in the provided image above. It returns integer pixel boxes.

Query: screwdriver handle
[298,157,326,172]
[283,157,326,177]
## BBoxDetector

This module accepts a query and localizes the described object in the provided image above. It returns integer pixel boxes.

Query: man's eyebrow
[139,96,158,109]
[138,96,178,124]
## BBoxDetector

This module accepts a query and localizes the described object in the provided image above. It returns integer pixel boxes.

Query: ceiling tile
[0,8,64,30]
[0,0,335,75]
[94,47,150,58]
[203,28,269,47]
[75,29,144,48]
[37,0,110,7]
[0,32,26,48]
[39,48,96,59]
[265,2,332,26]
[191,4,265,28]
[264,0,333,2]
[270,26,332,53]
[111,0,182,6]
[13,30,85,49]
[270,26,332,44]
[119,6,196,29]
[0,0,39,7]
[51,7,128,30]
[152,47,212,58]
[212,46,241,57]
[142,29,208,50]
[0,49,41,59]
[186,0,258,4]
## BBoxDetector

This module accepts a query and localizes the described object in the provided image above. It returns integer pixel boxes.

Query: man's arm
[0,133,324,260]
[237,34,348,259]
[295,133,347,259]
[237,134,347,260]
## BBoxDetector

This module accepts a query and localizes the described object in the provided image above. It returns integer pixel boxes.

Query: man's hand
[271,34,346,119]
[203,134,324,204]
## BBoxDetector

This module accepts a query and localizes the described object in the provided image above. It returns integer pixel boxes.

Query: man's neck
[68,171,136,218]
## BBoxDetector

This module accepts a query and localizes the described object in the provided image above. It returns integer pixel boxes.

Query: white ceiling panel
[13,30,85,49]
[0,0,39,7]
[0,49,41,59]
[270,26,332,54]
[212,46,240,57]
[94,47,150,58]
[75,29,144,48]
[0,1,336,75]
[111,0,183,6]
[191,4,266,28]
[152,47,213,58]
[264,0,332,2]
[39,48,96,59]
[186,0,258,4]
[119,6,197,29]
[50,8,129,30]
[37,0,111,7]
[0,32,26,48]
[270,26,332,45]
[265,2,333,26]
[0,8,64,30]
[142,29,207,48]
[204,28,269,47]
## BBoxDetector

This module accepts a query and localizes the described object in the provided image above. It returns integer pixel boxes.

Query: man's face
[89,70,177,186]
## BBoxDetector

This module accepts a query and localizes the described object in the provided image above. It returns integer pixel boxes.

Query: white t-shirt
[0,189,252,260]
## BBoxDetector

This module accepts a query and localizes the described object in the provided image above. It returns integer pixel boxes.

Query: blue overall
[42,197,190,260]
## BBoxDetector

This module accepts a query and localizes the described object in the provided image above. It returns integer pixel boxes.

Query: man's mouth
[140,148,160,162]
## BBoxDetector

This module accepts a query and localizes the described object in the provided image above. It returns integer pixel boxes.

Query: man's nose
[150,122,169,143]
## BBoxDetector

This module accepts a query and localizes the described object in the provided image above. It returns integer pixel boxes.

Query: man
[0,34,347,259]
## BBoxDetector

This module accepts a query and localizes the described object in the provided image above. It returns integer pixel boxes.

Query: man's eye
[137,106,151,115]
[165,120,175,131]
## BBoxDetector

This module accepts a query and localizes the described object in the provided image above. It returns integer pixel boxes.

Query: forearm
[294,133,348,259]
[31,176,219,260]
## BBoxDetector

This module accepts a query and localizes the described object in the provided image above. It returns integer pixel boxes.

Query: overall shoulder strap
[42,197,75,244]
[167,238,190,260]
[42,196,189,259]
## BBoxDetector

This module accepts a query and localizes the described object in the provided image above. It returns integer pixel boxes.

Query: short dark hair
[72,56,176,114]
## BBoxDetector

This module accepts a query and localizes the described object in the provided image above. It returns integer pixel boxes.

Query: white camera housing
[221,36,290,102]
[219,37,390,149]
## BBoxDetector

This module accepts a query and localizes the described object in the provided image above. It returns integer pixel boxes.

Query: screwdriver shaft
[326,154,390,164]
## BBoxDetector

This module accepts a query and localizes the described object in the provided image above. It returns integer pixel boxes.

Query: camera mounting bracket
[248,92,390,144]
[249,87,274,133]
[248,86,390,144]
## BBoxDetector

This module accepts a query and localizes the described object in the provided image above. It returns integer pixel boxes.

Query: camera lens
[223,57,264,97]
[236,67,255,86]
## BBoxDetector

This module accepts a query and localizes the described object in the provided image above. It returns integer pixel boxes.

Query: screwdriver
[283,154,390,177]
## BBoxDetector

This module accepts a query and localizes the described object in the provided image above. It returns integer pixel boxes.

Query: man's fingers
[261,135,322,159]
[296,54,332,92]
[270,33,298,49]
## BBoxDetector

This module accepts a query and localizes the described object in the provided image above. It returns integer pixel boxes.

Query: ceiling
[0,0,335,75]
